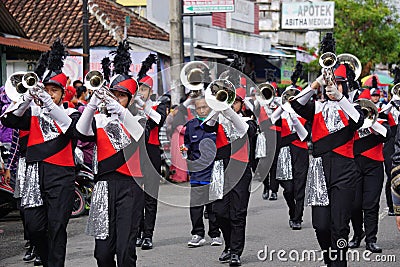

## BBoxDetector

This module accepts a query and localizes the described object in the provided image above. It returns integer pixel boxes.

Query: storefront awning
[0,36,85,56]
[128,37,227,59]
[198,44,295,58]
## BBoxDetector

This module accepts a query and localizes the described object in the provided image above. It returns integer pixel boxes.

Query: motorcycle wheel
[71,187,85,218]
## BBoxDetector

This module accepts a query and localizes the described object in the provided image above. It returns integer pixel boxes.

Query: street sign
[281,1,334,30]
[125,15,131,26]
[183,0,235,14]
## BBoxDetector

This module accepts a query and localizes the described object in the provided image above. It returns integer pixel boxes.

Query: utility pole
[82,0,90,76]
[170,0,184,105]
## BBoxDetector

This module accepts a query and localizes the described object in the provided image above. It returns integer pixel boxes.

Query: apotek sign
[281,1,334,30]
[183,0,235,14]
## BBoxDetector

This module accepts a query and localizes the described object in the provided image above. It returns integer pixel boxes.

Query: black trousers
[383,137,394,210]
[311,152,357,267]
[213,161,252,256]
[290,144,309,222]
[138,144,161,239]
[94,177,144,267]
[24,162,75,267]
[190,183,220,238]
[268,147,280,193]
[351,155,384,243]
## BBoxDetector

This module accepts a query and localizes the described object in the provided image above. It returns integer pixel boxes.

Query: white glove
[37,91,56,111]
[203,110,220,126]
[106,98,125,116]
[182,97,193,108]
[135,95,146,107]
[221,108,249,138]
[144,104,162,124]
[315,74,325,87]
[339,97,360,122]
[325,85,343,101]
[371,121,387,137]
[87,93,102,111]
[4,93,34,117]
[289,114,308,141]
[270,106,283,124]
[119,109,145,141]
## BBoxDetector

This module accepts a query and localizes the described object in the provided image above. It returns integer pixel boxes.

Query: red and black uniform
[1,106,80,267]
[278,114,309,225]
[138,101,167,240]
[254,104,280,195]
[351,118,390,246]
[383,106,399,213]
[77,113,145,267]
[292,99,364,267]
[204,116,257,257]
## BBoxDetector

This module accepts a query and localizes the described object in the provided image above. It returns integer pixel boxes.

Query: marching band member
[204,82,257,266]
[253,82,281,201]
[391,105,400,230]
[348,90,390,253]
[289,32,364,267]
[77,41,145,267]
[135,54,167,250]
[1,39,80,267]
[270,85,309,231]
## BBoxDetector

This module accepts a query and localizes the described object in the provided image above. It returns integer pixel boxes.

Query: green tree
[334,0,400,77]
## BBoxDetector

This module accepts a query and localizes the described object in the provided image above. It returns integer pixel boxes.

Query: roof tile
[4,0,169,48]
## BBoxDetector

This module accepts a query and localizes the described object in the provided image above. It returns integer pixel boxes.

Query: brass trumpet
[391,83,400,101]
[84,70,119,114]
[205,79,236,111]
[256,82,275,106]
[281,85,301,113]
[180,61,209,98]
[355,99,378,129]
[5,71,43,105]
[319,52,337,87]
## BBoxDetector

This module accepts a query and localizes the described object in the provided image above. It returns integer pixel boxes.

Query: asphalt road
[1,180,399,267]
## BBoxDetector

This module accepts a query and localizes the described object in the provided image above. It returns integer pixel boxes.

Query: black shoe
[292,221,302,230]
[23,246,36,262]
[262,190,269,200]
[366,242,382,253]
[136,237,143,247]
[388,210,396,216]
[34,256,43,266]
[229,253,241,266]
[219,249,231,262]
[24,241,31,249]
[269,192,277,201]
[141,237,153,250]
[348,232,365,248]
[204,209,209,219]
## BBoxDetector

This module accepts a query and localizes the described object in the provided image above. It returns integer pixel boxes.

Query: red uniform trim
[44,141,75,166]
[216,124,229,149]
[312,110,353,158]
[96,128,117,161]
[258,106,269,124]
[230,139,249,162]
[115,147,143,177]
[27,116,44,147]
[148,105,161,145]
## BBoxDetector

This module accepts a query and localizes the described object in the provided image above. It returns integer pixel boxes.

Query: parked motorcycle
[71,162,94,218]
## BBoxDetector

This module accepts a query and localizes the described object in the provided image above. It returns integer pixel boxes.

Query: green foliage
[334,0,400,66]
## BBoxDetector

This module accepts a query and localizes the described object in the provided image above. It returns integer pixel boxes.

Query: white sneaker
[211,236,223,246]
[188,235,206,247]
